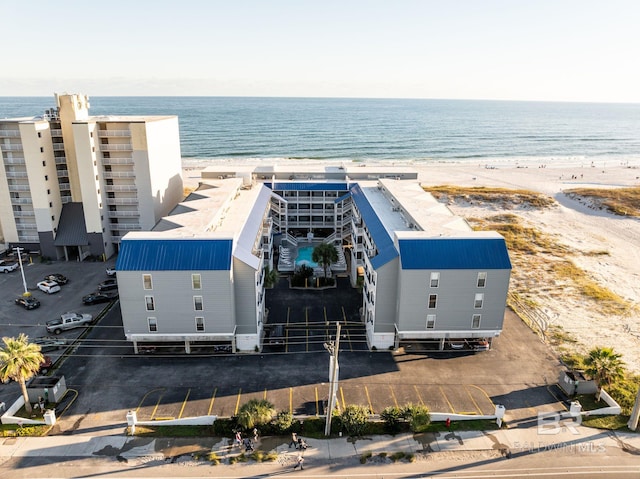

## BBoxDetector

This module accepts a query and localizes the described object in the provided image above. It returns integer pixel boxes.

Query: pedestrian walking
[0,402,5,412]
[289,431,298,448]
[298,438,308,451]
[293,454,304,470]
[234,430,242,447]
[253,427,259,442]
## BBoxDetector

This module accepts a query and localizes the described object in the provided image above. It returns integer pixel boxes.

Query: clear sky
[2,0,639,102]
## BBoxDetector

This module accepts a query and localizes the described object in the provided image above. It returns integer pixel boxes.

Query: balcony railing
[0,144,23,151]
[106,198,138,205]
[13,210,35,217]
[4,158,25,164]
[0,130,20,137]
[103,171,135,178]
[101,157,134,165]
[8,185,30,192]
[18,235,39,242]
[50,129,63,137]
[52,144,65,151]
[56,170,69,178]
[58,183,71,190]
[105,185,137,192]
[17,224,37,230]
[55,157,67,165]
[98,129,131,137]
[110,223,142,230]
[61,196,72,204]
[100,144,132,151]
[11,198,32,204]
[107,210,140,218]
[5,171,28,178]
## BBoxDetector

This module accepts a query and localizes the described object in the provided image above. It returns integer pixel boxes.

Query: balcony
[50,129,63,137]
[0,130,20,137]
[110,223,142,230]
[61,196,72,204]
[18,235,39,242]
[5,171,28,178]
[101,157,134,165]
[109,235,123,243]
[98,129,131,137]
[52,144,65,151]
[17,224,37,230]
[58,183,71,190]
[107,210,140,218]
[106,198,138,205]
[4,157,25,165]
[55,157,67,165]
[56,169,69,178]
[13,210,35,217]
[100,144,132,151]
[103,171,135,178]
[104,185,137,192]
[11,198,32,205]
[0,144,23,151]
[8,184,30,192]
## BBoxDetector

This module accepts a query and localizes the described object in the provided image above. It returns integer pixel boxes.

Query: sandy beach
[183,159,640,373]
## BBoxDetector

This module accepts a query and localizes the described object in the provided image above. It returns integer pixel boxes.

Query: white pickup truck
[0,260,18,273]
[46,312,94,334]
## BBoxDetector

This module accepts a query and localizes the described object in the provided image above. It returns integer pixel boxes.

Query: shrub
[403,403,431,432]
[380,406,405,434]
[206,452,220,465]
[360,451,372,463]
[237,399,276,429]
[390,451,406,462]
[339,404,370,437]
[272,410,294,434]
[213,418,236,437]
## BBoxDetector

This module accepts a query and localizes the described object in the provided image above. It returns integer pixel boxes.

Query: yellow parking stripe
[290,387,293,414]
[150,391,165,420]
[285,328,289,353]
[413,385,425,406]
[207,388,217,415]
[346,329,353,352]
[467,384,495,414]
[178,389,191,419]
[324,307,328,325]
[365,386,374,414]
[136,388,164,412]
[263,388,267,400]
[234,389,242,415]
[389,385,399,408]
[439,386,456,413]
[315,387,319,416]
[341,306,347,323]
[464,386,482,415]
[340,386,346,410]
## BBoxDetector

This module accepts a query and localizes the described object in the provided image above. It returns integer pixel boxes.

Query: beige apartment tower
[0,93,183,260]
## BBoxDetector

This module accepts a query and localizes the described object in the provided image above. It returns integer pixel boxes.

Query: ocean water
[1,96,639,166]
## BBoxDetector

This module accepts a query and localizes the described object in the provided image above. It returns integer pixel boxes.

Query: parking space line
[467,385,493,414]
[345,329,353,352]
[178,389,191,419]
[464,386,482,414]
[285,327,290,353]
[439,386,456,413]
[413,385,425,406]
[290,387,293,414]
[365,386,374,414]
[315,387,319,416]
[207,388,217,416]
[263,388,267,400]
[341,306,347,323]
[234,389,242,416]
[324,307,328,324]
[136,388,165,412]
[389,385,399,408]
[340,386,346,410]
[546,385,569,411]
[287,307,290,325]
[150,392,165,420]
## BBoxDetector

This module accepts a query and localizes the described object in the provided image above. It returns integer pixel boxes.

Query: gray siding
[233,257,259,335]
[397,268,510,332]
[373,259,399,333]
[119,270,235,336]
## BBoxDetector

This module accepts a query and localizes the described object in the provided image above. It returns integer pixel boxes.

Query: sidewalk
[1,426,638,470]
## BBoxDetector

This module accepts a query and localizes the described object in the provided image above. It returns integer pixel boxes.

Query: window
[145,296,155,311]
[195,317,205,332]
[477,272,487,288]
[430,272,440,288]
[472,314,481,329]
[148,317,158,332]
[38,132,42,138]
[143,274,153,290]
[192,274,201,290]
[42,161,46,166]
[426,314,436,329]
[45,175,48,181]
[194,296,203,311]
[40,147,44,153]
[428,294,437,309]
[474,293,484,309]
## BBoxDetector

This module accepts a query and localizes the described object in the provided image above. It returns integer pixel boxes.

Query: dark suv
[15,296,41,310]
[98,279,118,292]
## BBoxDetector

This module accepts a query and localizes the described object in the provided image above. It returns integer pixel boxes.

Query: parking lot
[1,259,567,434]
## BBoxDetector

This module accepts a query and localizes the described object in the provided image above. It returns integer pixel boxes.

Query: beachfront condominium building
[116,165,511,353]
[0,93,183,260]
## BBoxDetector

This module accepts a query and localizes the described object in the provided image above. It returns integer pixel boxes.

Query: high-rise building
[0,93,183,260]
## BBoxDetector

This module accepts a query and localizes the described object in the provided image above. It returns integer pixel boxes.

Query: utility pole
[324,322,341,436]
[14,247,29,297]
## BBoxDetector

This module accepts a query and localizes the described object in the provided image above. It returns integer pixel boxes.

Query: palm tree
[584,346,626,399]
[312,242,338,279]
[237,398,276,429]
[0,334,44,414]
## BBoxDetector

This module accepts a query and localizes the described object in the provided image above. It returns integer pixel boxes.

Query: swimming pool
[296,246,318,268]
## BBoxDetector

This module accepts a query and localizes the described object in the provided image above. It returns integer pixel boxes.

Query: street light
[14,247,30,297]
[324,322,341,436]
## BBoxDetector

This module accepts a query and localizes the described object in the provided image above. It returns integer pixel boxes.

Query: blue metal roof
[116,238,233,271]
[267,182,349,191]
[350,184,398,269]
[398,238,512,270]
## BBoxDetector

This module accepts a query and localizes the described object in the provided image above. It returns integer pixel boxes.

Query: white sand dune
[183,159,640,372]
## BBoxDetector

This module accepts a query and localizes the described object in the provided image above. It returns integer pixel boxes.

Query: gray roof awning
[54,202,89,246]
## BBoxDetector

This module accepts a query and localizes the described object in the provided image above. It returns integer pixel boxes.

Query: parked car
[15,296,41,310]
[37,280,61,294]
[43,273,68,285]
[448,340,467,350]
[32,336,67,352]
[82,291,117,305]
[106,267,116,277]
[0,260,19,273]
[39,355,53,372]
[46,312,94,334]
[98,278,118,292]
